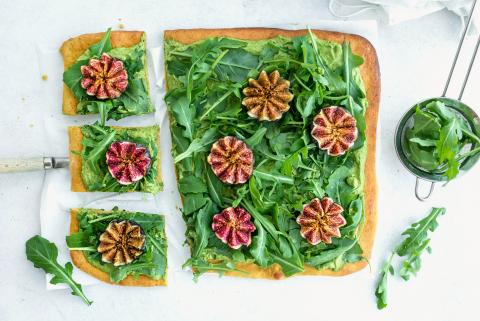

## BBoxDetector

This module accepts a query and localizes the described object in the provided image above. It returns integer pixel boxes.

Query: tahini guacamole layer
[164,29,376,279]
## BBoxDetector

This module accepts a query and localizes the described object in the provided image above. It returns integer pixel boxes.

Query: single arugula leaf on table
[374,207,446,309]
[26,235,92,306]
[375,253,394,310]
[395,207,446,280]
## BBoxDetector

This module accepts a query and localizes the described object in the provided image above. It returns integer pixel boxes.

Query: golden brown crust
[68,127,86,191]
[60,31,144,115]
[68,126,162,192]
[164,28,380,279]
[69,208,167,286]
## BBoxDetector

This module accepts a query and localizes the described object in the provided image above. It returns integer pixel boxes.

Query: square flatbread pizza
[163,28,379,279]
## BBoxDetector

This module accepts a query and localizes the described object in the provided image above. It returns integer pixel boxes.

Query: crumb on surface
[41,74,48,81]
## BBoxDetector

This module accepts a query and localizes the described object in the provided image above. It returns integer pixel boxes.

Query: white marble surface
[0,1,479,321]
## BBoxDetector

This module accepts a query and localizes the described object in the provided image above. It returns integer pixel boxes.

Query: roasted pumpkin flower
[207,136,254,185]
[106,141,151,185]
[311,106,358,156]
[80,53,128,100]
[242,70,293,121]
[296,197,347,245]
[212,207,256,249]
[97,220,145,266]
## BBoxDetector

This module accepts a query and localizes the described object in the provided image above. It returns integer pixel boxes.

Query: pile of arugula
[165,30,368,278]
[79,123,162,193]
[375,207,446,309]
[66,208,167,283]
[404,100,480,180]
[63,28,154,121]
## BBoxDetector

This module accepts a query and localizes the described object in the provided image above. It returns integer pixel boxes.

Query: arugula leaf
[26,235,92,306]
[245,127,267,147]
[110,263,157,283]
[215,49,259,82]
[325,165,356,206]
[253,169,294,185]
[375,253,394,310]
[65,232,97,251]
[193,200,215,258]
[342,42,365,106]
[174,128,218,163]
[436,119,460,179]
[205,164,224,207]
[307,29,343,91]
[183,194,208,215]
[179,176,207,194]
[375,207,446,309]
[249,221,270,267]
[167,94,195,140]
[410,106,442,138]
[270,252,304,276]
[395,207,446,279]
[306,238,357,267]
[409,137,437,147]
[89,28,112,56]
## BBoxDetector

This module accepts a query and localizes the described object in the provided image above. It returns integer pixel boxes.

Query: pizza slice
[61,29,154,120]
[163,28,379,279]
[68,124,162,193]
[67,208,167,286]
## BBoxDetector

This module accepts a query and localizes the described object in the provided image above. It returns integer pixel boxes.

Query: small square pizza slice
[67,208,167,286]
[68,124,162,193]
[61,29,154,120]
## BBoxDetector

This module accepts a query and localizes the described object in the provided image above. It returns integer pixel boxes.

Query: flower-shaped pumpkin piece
[106,141,151,185]
[80,53,128,100]
[207,136,254,185]
[242,70,294,121]
[212,207,256,249]
[296,197,347,245]
[97,220,145,266]
[311,106,358,156]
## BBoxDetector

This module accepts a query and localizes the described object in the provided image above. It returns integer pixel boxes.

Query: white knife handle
[0,158,46,173]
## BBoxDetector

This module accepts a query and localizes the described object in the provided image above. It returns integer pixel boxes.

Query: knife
[0,157,69,173]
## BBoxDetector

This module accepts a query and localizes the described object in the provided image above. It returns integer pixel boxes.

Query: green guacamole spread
[164,32,368,278]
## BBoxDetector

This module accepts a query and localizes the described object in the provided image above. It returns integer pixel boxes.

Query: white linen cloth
[329,0,477,31]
